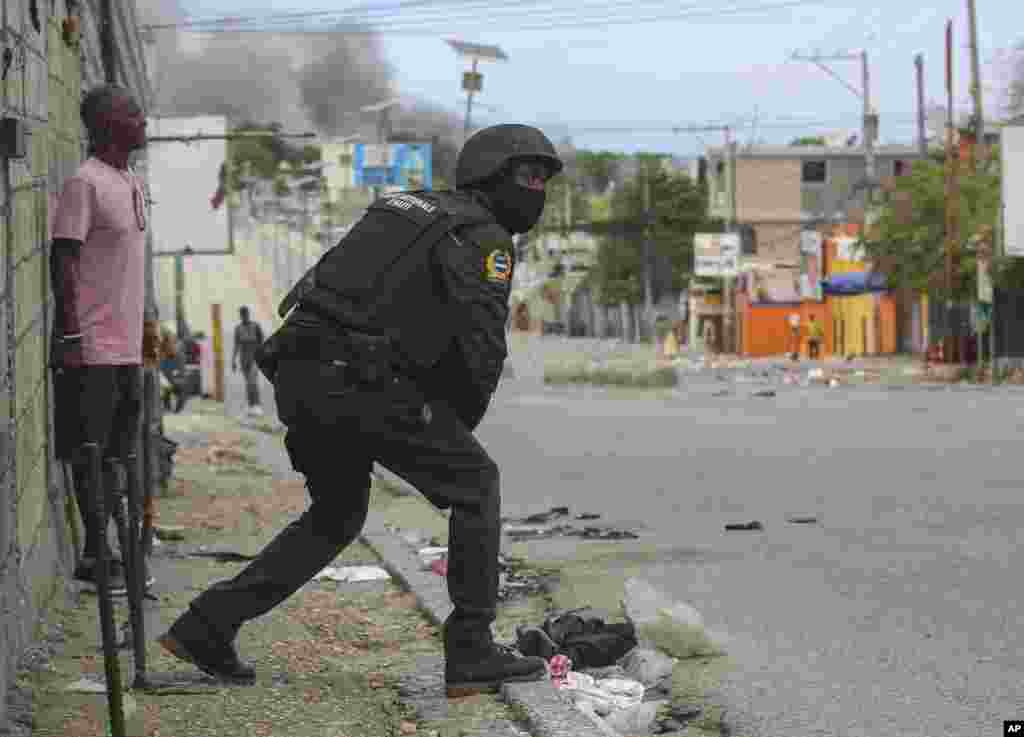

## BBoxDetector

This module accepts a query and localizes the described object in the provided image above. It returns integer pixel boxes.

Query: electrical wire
[158,0,834,35]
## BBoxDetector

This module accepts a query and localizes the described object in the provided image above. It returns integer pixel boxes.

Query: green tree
[790,136,827,146]
[861,152,1007,299]
[590,156,715,305]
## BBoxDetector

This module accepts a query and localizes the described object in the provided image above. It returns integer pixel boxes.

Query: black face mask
[484,178,547,234]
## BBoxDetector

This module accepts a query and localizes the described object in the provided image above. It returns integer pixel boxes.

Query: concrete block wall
[0,0,152,730]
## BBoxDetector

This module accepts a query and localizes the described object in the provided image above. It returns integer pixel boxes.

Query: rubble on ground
[501,507,639,542]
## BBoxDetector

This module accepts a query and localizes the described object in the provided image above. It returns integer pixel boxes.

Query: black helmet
[456,124,563,189]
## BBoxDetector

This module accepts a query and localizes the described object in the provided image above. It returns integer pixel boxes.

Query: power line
[154,0,834,36]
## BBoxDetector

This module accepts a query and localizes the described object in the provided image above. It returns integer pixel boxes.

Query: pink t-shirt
[52,157,146,365]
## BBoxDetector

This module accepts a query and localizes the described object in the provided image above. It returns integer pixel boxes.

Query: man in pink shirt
[50,84,148,595]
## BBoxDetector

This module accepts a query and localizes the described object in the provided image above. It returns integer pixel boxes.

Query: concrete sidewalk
[21,399,610,737]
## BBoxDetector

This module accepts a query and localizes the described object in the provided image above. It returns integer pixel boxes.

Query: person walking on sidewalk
[159,124,563,696]
[807,314,824,360]
[232,306,265,416]
[50,84,149,594]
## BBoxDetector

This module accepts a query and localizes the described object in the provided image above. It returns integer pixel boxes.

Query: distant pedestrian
[807,315,824,360]
[232,306,265,416]
[703,319,717,356]
[49,83,149,594]
[788,312,801,360]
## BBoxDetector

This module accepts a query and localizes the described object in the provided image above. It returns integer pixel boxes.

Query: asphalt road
[223,338,1024,736]
[483,343,1024,737]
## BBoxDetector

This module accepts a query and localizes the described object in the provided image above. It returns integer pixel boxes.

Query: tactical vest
[285,190,496,371]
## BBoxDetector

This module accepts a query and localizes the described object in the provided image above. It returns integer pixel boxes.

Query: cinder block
[25,51,47,120]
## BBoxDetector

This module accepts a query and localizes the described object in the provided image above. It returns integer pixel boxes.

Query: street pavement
[224,337,1024,736]
[486,338,1024,736]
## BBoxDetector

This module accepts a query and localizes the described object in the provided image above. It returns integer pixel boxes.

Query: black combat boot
[158,606,255,683]
[444,621,548,697]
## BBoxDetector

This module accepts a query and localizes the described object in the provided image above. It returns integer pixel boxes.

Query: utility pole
[464,57,478,141]
[967,0,993,374]
[724,126,738,355]
[916,54,928,157]
[945,19,962,364]
[641,160,654,341]
[790,49,878,214]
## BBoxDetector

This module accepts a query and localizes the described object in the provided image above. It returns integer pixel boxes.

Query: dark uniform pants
[189,358,501,642]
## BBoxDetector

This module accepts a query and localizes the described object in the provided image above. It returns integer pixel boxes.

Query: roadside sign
[1003,125,1024,257]
[694,233,739,278]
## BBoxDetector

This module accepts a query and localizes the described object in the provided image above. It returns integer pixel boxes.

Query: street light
[445,39,508,143]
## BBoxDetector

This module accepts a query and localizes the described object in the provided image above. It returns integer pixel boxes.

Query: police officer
[159,125,563,697]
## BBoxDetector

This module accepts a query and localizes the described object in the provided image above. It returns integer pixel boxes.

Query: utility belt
[257,317,405,386]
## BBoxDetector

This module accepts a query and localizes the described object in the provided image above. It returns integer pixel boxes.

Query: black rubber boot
[444,621,548,697]
[158,607,255,683]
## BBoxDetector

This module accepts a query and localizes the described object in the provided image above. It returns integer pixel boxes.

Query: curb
[360,514,610,737]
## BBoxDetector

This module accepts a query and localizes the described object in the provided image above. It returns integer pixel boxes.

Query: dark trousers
[54,365,143,558]
[190,358,501,643]
[808,339,822,360]
[240,359,261,407]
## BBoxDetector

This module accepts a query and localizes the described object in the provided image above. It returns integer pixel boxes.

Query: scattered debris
[549,653,572,686]
[399,720,418,735]
[416,547,448,569]
[558,671,646,717]
[576,513,602,521]
[429,558,448,577]
[571,527,638,540]
[724,520,763,531]
[64,677,107,694]
[313,565,391,583]
[752,390,776,398]
[189,549,258,563]
[153,524,187,541]
[786,516,819,525]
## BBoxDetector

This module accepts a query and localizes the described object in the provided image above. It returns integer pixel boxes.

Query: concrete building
[0,1,152,730]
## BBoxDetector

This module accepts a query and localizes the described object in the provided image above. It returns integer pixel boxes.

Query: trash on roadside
[153,524,186,542]
[417,546,448,568]
[548,653,572,685]
[517,608,638,668]
[828,378,840,388]
[786,515,819,525]
[570,527,639,541]
[725,520,763,531]
[429,558,448,577]
[576,513,601,521]
[189,549,258,563]
[65,676,107,694]
[752,389,776,398]
[313,565,391,583]
[622,578,727,659]
[557,670,646,717]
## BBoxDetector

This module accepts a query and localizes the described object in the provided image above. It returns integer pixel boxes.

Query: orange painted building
[739,223,899,358]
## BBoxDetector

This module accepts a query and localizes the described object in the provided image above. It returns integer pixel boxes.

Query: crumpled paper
[555,670,645,717]
[313,565,391,583]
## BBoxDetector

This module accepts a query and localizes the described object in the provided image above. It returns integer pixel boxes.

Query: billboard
[353,142,432,191]
[694,233,740,278]
[148,116,231,255]
[1003,125,1024,257]
[799,231,823,300]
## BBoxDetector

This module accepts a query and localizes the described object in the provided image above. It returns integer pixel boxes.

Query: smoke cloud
[133,1,464,172]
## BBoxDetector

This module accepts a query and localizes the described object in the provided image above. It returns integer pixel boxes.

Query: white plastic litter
[65,677,107,694]
[313,565,391,583]
[417,546,448,567]
[558,671,645,717]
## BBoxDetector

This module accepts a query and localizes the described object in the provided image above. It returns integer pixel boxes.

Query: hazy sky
[173,1,1021,156]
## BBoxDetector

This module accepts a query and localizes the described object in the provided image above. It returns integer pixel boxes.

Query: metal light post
[445,40,509,145]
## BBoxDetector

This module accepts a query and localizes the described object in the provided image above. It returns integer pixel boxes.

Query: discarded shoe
[158,609,255,683]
